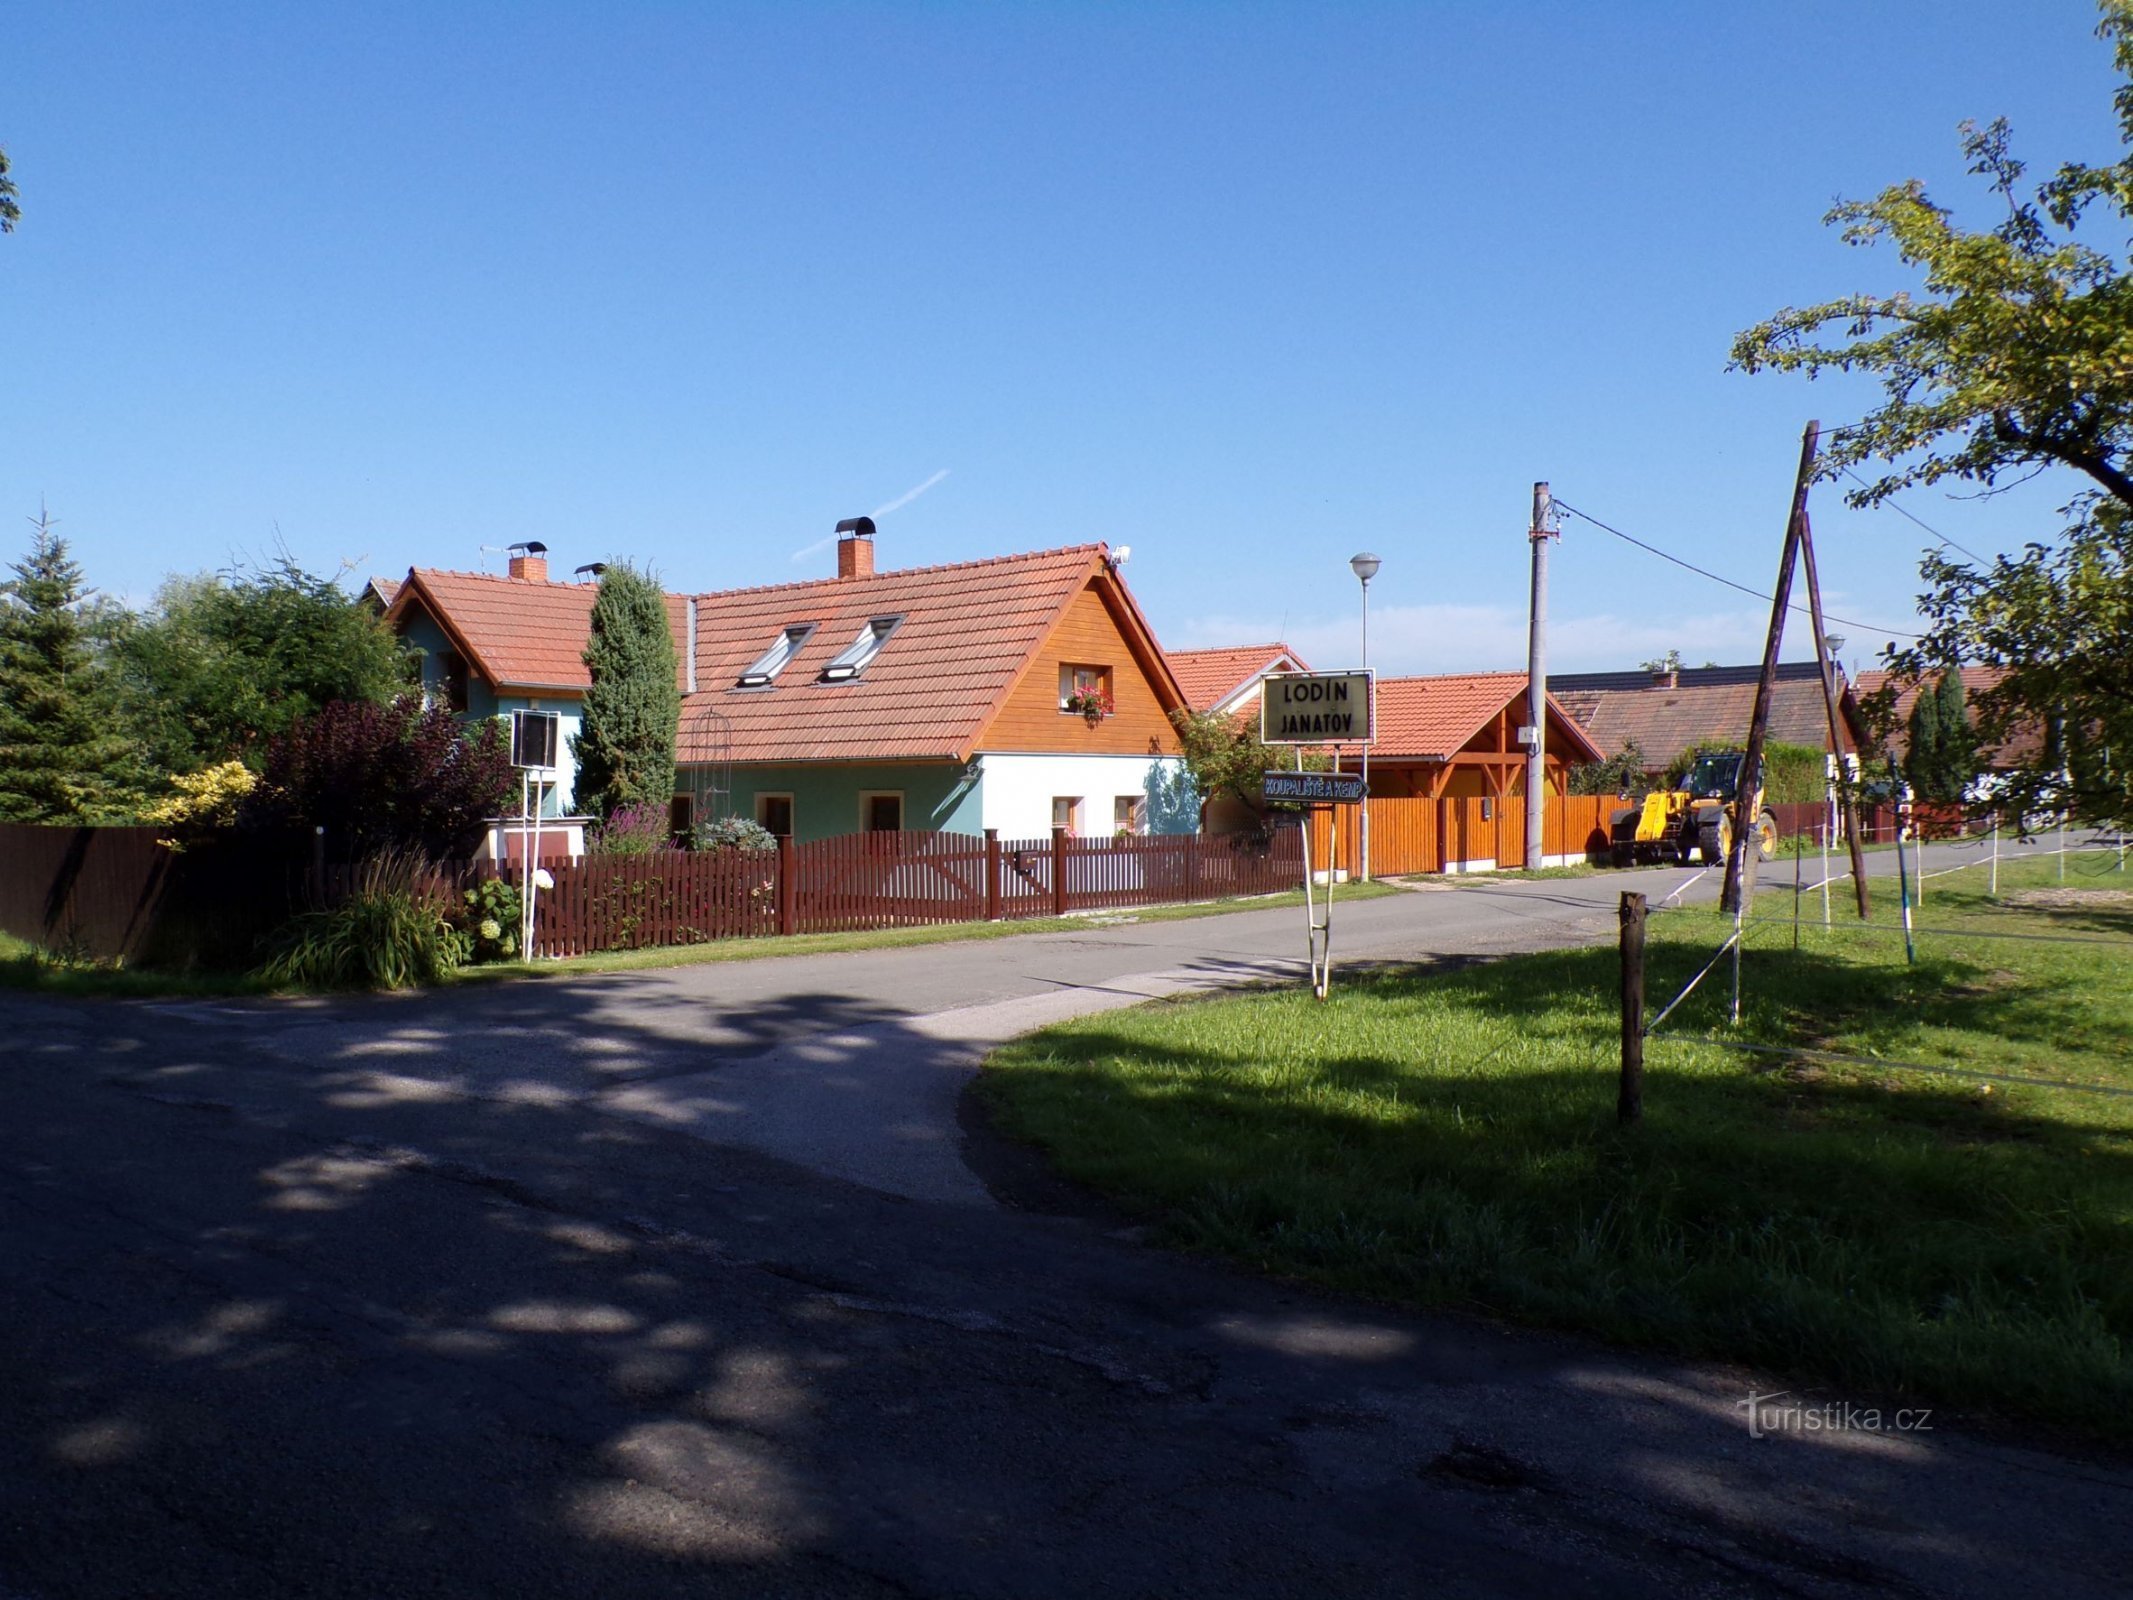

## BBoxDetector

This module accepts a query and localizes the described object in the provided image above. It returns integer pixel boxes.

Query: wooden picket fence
[511,827,1308,957]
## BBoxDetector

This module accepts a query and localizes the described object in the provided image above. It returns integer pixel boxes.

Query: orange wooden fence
[1309,793,1613,876]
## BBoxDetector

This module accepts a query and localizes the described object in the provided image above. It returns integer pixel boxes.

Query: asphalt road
[4,841,2128,1598]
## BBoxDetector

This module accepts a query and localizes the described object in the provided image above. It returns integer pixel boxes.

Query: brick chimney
[507,541,549,582]
[835,517,876,580]
[1650,666,1679,690]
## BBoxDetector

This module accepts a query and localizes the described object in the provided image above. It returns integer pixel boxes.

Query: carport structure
[1320,672,1605,874]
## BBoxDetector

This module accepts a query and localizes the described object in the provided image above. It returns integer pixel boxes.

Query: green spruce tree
[1904,684,1944,801]
[572,563,679,820]
[1904,669,1976,803]
[0,512,138,821]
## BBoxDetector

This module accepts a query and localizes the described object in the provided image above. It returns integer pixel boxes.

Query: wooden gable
[975,575,1184,756]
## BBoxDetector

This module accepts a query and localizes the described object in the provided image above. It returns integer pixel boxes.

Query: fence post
[1618,892,1646,1126]
[1051,826,1069,917]
[777,833,796,936]
[984,829,1002,921]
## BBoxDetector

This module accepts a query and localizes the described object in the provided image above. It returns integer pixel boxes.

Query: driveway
[3,842,2127,1598]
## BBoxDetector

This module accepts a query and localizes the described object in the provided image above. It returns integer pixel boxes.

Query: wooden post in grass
[1618,892,1646,1126]
[1051,825,1069,917]
[984,829,1002,921]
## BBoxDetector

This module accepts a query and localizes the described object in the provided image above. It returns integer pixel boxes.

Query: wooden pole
[776,832,796,936]
[1051,825,1069,917]
[1524,481,1553,871]
[1797,517,1871,918]
[1723,420,1821,915]
[1618,892,1646,1125]
[984,828,1002,921]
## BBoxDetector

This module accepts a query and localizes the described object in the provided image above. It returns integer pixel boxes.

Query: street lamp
[1350,552,1381,881]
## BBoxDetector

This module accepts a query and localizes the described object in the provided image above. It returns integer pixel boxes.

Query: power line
[1835,466,1996,567]
[1550,498,1924,641]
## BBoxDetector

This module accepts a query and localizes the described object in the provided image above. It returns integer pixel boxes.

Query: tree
[1731,3,2133,507]
[1902,669,1976,803]
[1735,1,2133,829]
[242,696,514,861]
[114,556,412,774]
[0,513,137,821]
[572,564,679,820]
[1164,708,1327,829]
[0,145,19,234]
[1881,507,2133,827]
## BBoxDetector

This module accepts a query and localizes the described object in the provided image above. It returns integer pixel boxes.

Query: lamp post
[1350,552,1381,881]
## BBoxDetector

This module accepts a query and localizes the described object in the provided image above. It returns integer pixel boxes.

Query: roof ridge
[685,543,1106,605]
[410,566,595,589]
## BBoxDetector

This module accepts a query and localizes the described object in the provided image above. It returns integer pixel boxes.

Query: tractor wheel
[1610,841,1634,869]
[1697,820,1726,865]
[1754,810,1780,861]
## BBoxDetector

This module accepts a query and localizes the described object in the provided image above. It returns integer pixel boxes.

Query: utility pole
[1524,481,1554,871]
[1723,421,1821,915]
[1797,517,1871,918]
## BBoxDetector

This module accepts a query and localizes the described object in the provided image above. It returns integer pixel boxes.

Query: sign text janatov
[1260,672,1374,744]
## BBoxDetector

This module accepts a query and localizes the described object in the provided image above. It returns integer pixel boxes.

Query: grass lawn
[0,880,1404,997]
[978,851,2133,1438]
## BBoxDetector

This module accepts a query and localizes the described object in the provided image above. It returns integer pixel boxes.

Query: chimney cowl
[507,540,550,582]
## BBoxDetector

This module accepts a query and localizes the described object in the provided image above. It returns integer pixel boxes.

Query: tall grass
[256,852,468,990]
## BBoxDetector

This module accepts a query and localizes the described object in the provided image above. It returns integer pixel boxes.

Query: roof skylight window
[737,624,815,688]
[819,615,903,683]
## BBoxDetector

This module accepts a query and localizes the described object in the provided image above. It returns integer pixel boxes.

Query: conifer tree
[0,512,137,821]
[571,563,679,820]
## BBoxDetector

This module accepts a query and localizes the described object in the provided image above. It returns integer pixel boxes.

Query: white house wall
[975,753,1193,839]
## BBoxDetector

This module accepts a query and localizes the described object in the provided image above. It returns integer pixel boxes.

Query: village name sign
[1260,671,1374,744]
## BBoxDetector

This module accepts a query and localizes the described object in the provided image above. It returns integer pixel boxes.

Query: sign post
[1261,673,1374,998]
[510,710,561,962]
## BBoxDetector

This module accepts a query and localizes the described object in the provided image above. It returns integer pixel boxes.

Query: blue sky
[3,2,2119,675]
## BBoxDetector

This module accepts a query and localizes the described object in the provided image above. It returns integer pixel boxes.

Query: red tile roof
[364,576,401,610]
[1853,666,2033,765]
[1371,672,1603,762]
[387,569,690,693]
[1166,643,1311,712]
[1551,663,1859,770]
[679,545,1173,765]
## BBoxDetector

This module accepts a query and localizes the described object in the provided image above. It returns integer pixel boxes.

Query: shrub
[589,800,670,856]
[242,694,514,861]
[695,815,777,852]
[141,760,258,847]
[455,876,524,963]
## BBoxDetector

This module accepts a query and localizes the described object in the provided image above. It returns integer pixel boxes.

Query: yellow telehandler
[1608,750,1779,868]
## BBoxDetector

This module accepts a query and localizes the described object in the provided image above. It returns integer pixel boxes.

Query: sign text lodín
[1260,671,1374,745]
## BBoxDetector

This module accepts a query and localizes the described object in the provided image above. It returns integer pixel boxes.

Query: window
[1052,796,1083,834]
[1058,663,1112,713]
[819,615,903,682]
[1114,795,1144,835]
[737,624,816,687]
[440,650,470,714]
[755,793,794,838]
[668,793,695,841]
[860,791,903,832]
